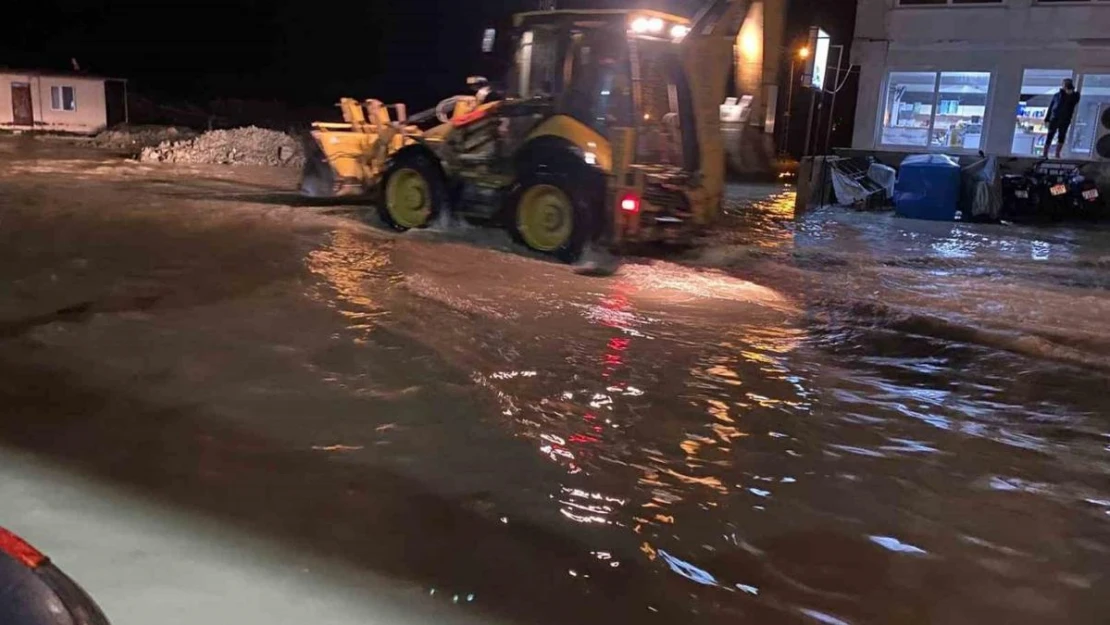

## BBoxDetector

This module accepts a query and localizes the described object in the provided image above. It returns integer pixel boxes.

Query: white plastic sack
[867,163,897,200]
[831,167,870,205]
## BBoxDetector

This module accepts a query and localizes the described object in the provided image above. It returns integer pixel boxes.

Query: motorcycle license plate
[1083,189,1100,201]
[1050,184,1067,197]
[1014,189,1029,199]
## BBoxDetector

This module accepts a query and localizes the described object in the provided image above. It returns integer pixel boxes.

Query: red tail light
[0,527,47,568]
[619,193,640,213]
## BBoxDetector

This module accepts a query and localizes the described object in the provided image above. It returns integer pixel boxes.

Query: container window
[931,72,990,150]
[880,71,937,147]
[879,70,991,150]
[50,85,76,111]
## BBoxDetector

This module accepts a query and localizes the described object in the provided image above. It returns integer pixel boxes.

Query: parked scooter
[1,527,111,625]
[1001,160,1103,222]
[1066,169,1103,219]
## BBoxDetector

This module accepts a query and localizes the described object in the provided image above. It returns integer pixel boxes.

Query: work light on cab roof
[629,14,689,41]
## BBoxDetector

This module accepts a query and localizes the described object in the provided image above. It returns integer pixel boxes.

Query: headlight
[631,16,666,35]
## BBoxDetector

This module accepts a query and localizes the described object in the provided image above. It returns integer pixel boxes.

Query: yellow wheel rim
[517,184,573,252]
[385,168,431,228]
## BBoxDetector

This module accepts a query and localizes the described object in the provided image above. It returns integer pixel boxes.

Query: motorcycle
[1001,160,1104,222]
[1,527,111,625]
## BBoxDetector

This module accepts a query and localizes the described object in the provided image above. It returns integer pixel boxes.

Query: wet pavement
[1,137,1108,625]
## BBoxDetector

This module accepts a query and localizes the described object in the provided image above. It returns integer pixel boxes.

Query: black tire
[378,149,448,232]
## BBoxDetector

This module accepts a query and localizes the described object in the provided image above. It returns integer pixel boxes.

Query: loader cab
[506,10,699,173]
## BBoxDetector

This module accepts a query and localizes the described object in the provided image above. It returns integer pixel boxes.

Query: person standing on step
[1044,78,1081,159]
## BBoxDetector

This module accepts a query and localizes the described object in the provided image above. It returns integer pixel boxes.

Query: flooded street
[1,139,1107,625]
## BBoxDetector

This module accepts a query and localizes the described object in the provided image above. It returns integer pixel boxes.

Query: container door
[11,83,33,126]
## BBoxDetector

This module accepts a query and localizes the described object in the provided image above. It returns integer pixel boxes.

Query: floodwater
[1,141,1108,625]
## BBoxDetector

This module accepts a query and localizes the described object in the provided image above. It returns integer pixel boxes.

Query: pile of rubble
[94,126,196,151]
[139,126,304,168]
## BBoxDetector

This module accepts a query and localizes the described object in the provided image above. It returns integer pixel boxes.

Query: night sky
[4,0,855,122]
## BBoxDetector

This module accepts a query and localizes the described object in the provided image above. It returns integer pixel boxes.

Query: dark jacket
[1047,89,1081,125]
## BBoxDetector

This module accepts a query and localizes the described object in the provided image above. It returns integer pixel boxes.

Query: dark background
[2,0,856,151]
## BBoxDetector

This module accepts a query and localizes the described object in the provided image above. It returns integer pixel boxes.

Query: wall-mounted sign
[803,27,831,90]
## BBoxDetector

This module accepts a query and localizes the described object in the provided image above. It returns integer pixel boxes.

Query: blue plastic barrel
[894,154,962,221]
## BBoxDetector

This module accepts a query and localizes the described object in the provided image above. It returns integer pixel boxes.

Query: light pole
[799,28,826,158]
[822,44,846,156]
[780,45,809,156]
[803,84,818,158]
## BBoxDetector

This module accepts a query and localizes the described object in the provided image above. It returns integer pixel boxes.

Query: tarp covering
[867,163,897,200]
[831,167,870,205]
[962,155,1002,220]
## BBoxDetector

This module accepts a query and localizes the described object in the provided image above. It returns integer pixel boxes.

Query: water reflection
[868,535,928,556]
[458,252,1109,622]
[718,185,799,251]
[657,549,720,587]
[469,271,829,598]
[304,229,396,339]
[559,487,626,526]
[798,608,853,625]
[307,186,1110,622]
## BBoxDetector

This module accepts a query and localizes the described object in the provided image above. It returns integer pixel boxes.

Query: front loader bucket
[299,135,337,198]
[299,128,380,198]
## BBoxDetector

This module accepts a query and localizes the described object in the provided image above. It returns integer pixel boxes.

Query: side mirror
[482,28,496,53]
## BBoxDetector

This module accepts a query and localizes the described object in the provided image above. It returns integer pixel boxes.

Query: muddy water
[303,198,1110,625]
[1,147,1107,625]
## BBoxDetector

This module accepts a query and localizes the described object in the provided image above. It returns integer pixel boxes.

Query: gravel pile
[95,126,196,151]
[140,126,304,168]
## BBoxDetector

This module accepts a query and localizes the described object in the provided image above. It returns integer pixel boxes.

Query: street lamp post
[780,46,808,156]
[803,88,818,157]
[797,34,824,158]
[822,44,846,156]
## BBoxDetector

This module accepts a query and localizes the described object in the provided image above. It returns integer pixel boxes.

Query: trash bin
[894,154,962,221]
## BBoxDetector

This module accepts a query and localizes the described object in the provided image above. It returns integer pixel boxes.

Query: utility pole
[782,44,809,156]
[803,90,818,157]
[823,45,845,155]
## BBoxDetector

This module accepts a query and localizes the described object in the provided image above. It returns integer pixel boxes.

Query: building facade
[1,70,127,134]
[727,0,788,173]
[850,0,1110,160]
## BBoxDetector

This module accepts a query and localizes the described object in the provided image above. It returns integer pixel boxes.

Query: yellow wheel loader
[299,94,485,198]
[302,0,752,261]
